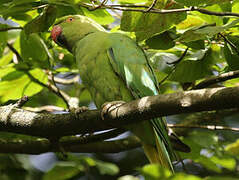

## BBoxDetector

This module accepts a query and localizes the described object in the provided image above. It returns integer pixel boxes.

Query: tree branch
[1,86,239,138]
[0,27,23,32]
[0,135,140,154]
[168,124,239,132]
[79,3,239,17]
[193,70,239,89]
[52,75,80,85]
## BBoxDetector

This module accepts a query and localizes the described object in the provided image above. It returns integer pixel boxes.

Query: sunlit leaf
[43,162,83,180]
[24,5,57,35]
[121,1,186,41]
[225,139,239,156]
[20,31,50,68]
[95,160,119,175]
[0,68,47,102]
[140,164,171,180]
[81,7,114,25]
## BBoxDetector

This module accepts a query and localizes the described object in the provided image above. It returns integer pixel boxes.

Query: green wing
[107,33,175,170]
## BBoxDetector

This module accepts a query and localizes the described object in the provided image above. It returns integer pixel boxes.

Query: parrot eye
[66,17,74,22]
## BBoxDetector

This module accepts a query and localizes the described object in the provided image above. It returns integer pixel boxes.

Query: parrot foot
[71,106,89,120]
[101,101,125,120]
[74,106,89,114]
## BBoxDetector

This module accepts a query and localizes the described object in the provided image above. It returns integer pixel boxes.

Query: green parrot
[51,15,188,171]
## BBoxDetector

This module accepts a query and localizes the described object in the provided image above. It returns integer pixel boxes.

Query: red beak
[51,25,62,43]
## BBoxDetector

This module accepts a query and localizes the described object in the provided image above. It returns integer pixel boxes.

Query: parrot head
[51,15,105,52]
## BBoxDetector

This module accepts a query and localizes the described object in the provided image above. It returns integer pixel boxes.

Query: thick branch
[0,86,239,138]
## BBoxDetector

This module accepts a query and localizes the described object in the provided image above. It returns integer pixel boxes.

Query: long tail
[145,117,175,172]
[142,130,174,172]
[130,117,175,172]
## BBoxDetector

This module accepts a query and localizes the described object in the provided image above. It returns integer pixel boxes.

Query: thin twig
[0,27,23,32]
[79,3,239,17]
[158,48,188,86]
[6,43,72,108]
[193,70,239,89]
[196,7,239,17]
[89,0,108,10]
[167,47,188,65]
[168,124,239,132]
[144,0,157,12]
[219,33,239,56]
[52,75,79,85]
[61,128,126,146]
[15,96,29,108]
[47,71,70,109]
[7,43,22,62]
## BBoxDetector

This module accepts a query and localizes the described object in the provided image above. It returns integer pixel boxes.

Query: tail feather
[146,117,175,172]
[142,142,174,172]
[154,129,174,172]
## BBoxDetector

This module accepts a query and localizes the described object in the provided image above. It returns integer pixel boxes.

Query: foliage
[0,0,239,179]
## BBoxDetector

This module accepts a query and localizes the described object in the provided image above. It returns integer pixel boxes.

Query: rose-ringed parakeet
[51,15,188,171]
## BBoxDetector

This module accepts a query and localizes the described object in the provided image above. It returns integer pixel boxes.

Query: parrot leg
[101,101,125,120]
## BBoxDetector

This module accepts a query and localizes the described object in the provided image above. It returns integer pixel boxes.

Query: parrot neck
[64,31,95,53]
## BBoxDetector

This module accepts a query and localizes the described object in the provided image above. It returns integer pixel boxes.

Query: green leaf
[140,164,171,180]
[225,139,239,156]
[0,64,15,78]
[232,0,239,13]
[176,15,205,30]
[66,154,119,176]
[0,24,8,58]
[169,49,216,82]
[179,131,229,173]
[223,42,239,70]
[12,0,39,6]
[0,68,47,103]
[43,162,83,180]
[210,156,236,170]
[80,7,114,25]
[0,2,36,19]
[95,160,119,176]
[170,173,202,180]
[191,4,224,25]
[120,2,186,41]
[24,5,57,35]
[0,154,28,180]
[183,40,205,50]
[145,31,175,50]
[20,31,50,68]
[177,19,239,42]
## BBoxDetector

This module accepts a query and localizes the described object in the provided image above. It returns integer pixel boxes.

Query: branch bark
[0,86,239,138]
[0,135,140,154]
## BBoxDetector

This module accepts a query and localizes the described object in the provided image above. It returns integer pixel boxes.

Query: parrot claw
[71,106,89,119]
[101,101,125,120]
[74,106,89,114]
